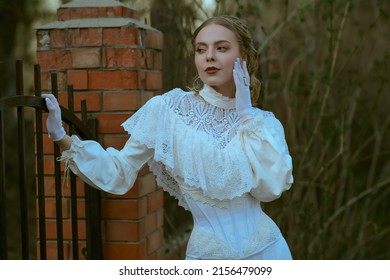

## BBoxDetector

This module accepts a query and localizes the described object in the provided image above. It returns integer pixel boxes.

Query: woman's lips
[205,67,219,74]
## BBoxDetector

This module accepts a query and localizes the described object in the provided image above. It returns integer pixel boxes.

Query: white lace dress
[60,85,294,260]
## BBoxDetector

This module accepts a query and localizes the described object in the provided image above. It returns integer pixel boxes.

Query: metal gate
[0,60,102,259]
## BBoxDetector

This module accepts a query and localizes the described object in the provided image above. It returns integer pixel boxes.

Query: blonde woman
[43,15,293,260]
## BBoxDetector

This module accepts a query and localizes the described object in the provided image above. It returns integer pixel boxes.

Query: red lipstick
[205,67,219,74]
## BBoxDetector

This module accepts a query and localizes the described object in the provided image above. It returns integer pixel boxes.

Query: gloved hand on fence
[41,93,66,142]
[233,58,253,122]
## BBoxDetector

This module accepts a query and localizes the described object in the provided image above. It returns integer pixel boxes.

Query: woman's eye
[217,47,227,52]
[196,48,206,53]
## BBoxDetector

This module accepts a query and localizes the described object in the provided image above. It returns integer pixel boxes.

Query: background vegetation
[1,0,389,259]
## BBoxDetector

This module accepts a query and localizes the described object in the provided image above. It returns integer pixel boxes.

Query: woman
[43,15,294,260]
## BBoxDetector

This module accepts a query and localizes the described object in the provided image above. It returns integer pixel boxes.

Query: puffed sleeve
[238,112,293,202]
[59,135,154,195]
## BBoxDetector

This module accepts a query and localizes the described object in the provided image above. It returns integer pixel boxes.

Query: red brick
[156,208,164,228]
[43,155,55,175]
[101,186,136,202]
[103,48,145,68]
[37,50,72,70]
[67,70,88,89]
[71,48,101,68]
[140,91,155,106]
[42,219,86,240]
[63,220,87,240]
[43,176,85,197]
[57,8,69,21]
[73,91,102,112]
[42,134,55,154]
[41,219,56,240]
[121,7,140,20]
[138,173,157,196]
[104,220,140,242]
[154,52,163,70]
[144,212,157,236]
[138,70,146,89]
[146,71,162,90]
[102,7,139,19]
[107,179,144,200]
[88,70,138,90]
[69,28,103,47]
[100,197,147,219]
[102,134,128,150]
[103,27,139,46]
[40,71,67,91]
[102,7,122,18]
[147,188,164,213]
[68,178,86,197]
[146,50,162,70]
[57,92,70,109]
[102,242,146,260]
[50,29,67,48]
[103,91,140,111]
[37,241,71,260]
[147,228,164,255]
[42,177,56,196]
[95,113,129,134]
[43,198,70,219]
[145,29,164,50]
[67,7,100,20]
[58,91,102,112]
[77,242,88,260]
[76,200,86,218]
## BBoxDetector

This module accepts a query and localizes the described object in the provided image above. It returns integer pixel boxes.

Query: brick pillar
[35,0,164,260]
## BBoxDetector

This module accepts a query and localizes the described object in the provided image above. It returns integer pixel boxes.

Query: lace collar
[199,84,236,109]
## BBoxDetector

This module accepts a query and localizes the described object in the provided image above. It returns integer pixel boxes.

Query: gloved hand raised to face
[233,58,252,122]
[41,93,66,142]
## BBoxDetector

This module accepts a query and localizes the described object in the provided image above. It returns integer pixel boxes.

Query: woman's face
[194,24,242,96]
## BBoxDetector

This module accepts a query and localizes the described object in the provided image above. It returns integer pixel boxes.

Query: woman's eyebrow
[195,40,231,46]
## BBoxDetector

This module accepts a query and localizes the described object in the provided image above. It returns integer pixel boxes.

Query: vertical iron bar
[84,184,102,259]
[67,84,79,259]
[82,101,102,259]
[51,73,64,259]
[34,64,47,259]
[0,61,7,259]
[16,60,29,259]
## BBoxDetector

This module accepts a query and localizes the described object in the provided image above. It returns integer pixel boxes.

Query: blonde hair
[189,15,261,106]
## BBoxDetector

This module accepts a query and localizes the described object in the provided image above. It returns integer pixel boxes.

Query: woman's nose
[206,49,215,61]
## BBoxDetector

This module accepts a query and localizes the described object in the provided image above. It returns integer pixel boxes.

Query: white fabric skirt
[245,236,292,260]
[185,235,292,260]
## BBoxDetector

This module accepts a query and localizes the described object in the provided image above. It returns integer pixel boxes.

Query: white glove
[42,93,66,141]
[233,58,252,122]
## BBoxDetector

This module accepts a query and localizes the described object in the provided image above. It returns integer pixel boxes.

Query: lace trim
[185,211,281,259]
[148,160,189,210]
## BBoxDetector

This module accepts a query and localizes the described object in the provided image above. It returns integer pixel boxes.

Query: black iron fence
[0,60,102,259]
